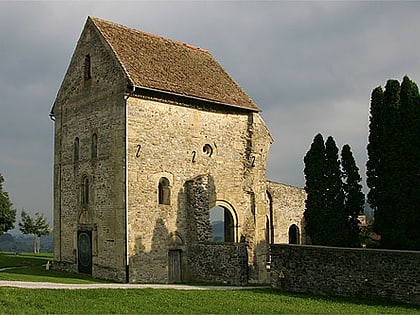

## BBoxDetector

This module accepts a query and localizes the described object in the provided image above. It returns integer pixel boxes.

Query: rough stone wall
[189,243,248,285]
[52,21,127,281]
[271,244,420,305]
[126,96,272,283]
[266,181,306,244]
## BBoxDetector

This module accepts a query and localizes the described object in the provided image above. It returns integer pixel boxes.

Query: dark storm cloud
[1,1,420,224]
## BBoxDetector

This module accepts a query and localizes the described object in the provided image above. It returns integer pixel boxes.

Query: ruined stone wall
[270,244,420,305]
[125,96,272,283]
[266,181,306,244]
[53,21,127,281]
[189,243,249,285]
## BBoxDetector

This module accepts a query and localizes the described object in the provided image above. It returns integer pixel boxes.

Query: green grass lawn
[0,287,418,314]
[0,252,419,314]
[0,252,108,284]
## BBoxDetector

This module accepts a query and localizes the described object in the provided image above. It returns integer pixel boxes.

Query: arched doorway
[288,224,300,244]
[210,204,236,242]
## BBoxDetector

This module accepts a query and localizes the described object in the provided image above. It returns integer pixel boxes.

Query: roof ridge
[88,16,209,53]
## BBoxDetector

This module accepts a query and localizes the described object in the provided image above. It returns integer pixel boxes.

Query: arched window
[91,133,97,159]
[158,177,170,205]
[288,224,300,244]
[82,175,89,206]
[266,191,274,244]
[74,137,80,163]
[84,54,92,80]
[210,205,235,242]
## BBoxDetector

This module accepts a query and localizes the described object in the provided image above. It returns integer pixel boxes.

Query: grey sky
[1,1,419,225]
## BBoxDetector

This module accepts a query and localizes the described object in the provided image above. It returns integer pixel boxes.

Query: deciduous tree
[19,211,51,255]
[0,174,16,235]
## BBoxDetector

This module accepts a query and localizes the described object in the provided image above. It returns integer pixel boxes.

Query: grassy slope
[0,252,108,284]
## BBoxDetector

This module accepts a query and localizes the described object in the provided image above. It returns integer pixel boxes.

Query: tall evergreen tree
[366,86,384,213]
[341,144,364,247]
[0,174,16,235]
[303,133,326,245]
[324,136,347,246]
[398,76,420,249]
[367,76,420,250]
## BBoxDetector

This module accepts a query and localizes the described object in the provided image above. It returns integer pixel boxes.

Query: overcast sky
[1,1,420,226]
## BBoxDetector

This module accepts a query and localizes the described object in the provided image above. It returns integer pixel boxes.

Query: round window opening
[203,144,213,157]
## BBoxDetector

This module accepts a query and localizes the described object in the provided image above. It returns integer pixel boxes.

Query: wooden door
[168,250,182,283]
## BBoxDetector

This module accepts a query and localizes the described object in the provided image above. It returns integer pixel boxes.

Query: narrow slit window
[158,177,171,205]
[74,137,80,163]
[82,175,89,206]
[84,54,92,80]
[91,133,98,159]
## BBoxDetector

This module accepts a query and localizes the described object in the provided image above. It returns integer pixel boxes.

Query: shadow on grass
[0,252,110,284]
[248,288,420,310]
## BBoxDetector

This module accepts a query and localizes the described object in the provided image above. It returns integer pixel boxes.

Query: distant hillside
[212,220,224,242]
[0,233,53,253]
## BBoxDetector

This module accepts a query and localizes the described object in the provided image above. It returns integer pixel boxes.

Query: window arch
[81,175,89,206]
[210,204,236,243]
[74,137,80,163]
[91,133,98,159]
[158,177,171,205]
[288,224,300,244]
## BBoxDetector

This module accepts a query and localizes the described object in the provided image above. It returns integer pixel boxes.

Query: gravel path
[0,281,268,290]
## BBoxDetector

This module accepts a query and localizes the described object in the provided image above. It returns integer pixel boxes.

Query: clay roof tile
[89,16,260,111]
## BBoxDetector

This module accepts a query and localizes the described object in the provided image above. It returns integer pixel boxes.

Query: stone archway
[209,201,238,242]
[288,224,300,244]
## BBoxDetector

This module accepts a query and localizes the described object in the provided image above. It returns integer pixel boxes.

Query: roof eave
[127,84,261,113]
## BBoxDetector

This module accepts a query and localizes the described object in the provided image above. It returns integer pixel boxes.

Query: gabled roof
[89,17,260,111]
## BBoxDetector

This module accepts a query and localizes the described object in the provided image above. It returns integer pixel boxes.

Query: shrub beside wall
[270,244,419,305]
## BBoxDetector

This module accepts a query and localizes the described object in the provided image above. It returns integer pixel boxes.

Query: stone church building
[50,17,306,284]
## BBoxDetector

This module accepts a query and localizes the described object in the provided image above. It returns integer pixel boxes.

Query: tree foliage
[0,174,16,235]
[341,144,364,247]
[366,76,420,250]
[303,134,327,245]
[19,211,50,255]
[304,134,365,247]
[324,136,348,246]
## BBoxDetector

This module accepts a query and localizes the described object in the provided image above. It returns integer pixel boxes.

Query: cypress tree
[366,86,384,213]
[341,144,364,247]
[377,79,402,248]
[303,133,326,245]
[368,76,420,250]
[324,136,347,246]
[398,76,420,249]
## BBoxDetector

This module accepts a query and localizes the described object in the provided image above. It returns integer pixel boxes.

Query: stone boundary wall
[270,244,420,305]
[52,261,126,283]
[189,243,248,285]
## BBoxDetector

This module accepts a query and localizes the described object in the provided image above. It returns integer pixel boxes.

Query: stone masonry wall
[53,20,127,282]
[270,244,420,305]
[189,243,248,285]
[126,96,272,283]
[266,181,306,244]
